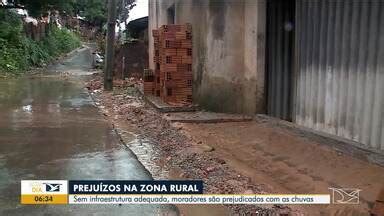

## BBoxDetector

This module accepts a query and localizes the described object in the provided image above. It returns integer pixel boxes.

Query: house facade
[148,0,384,153]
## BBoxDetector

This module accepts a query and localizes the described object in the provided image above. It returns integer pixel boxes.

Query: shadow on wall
[209,0,227,40]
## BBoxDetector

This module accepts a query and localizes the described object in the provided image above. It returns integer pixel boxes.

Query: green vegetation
[6,0,135,27]
[0,10,81,75]
[0,0,136,75]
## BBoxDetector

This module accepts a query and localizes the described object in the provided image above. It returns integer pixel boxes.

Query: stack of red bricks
[150,24,192,105]
[143,69,154,95]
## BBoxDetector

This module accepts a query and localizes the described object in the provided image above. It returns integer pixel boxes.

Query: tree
[73,0,107,27]
[104,0,136,91]
[117,0,136,26]
[104,0,117,91]
[71,0,135,30]
[2,0,135,29]
[4,0,75,17]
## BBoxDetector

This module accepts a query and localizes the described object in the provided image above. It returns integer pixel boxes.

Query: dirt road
[180,120,384,215]
[0,46,177,215]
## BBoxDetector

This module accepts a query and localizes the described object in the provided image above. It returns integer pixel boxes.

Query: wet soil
[87,74,384,216]
[88,78,294,216]
[181,121,384,215]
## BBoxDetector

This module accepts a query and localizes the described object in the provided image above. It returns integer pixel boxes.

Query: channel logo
[329,188,361,204]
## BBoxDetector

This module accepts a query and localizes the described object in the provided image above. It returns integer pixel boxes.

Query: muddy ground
[86,74,384,216]
[0,46,178,216]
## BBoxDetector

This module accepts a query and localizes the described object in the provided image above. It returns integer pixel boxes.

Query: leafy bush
[0,10,81,75]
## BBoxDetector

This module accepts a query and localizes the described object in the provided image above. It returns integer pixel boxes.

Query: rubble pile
[85,76,103,91]
[86,75,141,91]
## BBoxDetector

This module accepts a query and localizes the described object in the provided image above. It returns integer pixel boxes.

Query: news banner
[21,180,330,205]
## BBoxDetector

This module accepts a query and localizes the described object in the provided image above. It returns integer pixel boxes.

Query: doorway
[265,0,295,121]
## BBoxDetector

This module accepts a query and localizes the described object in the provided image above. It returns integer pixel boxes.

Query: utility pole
[104,0,117,91]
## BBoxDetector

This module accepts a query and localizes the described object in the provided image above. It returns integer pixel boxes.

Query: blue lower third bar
[68,180,203,194]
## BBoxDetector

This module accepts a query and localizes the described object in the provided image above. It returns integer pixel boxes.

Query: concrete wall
[148,0,266,114]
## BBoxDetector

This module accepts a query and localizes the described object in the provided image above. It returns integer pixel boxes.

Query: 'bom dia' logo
[30,182,43,193]
[30,182,62,193]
